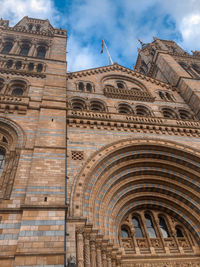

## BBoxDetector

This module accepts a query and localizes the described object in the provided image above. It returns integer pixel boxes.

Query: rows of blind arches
[120,210,195,254]
[69,98,194,120]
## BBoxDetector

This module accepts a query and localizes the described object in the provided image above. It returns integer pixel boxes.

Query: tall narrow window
[20,43,30,56]
[176,227,184,237]
[132,216,143,237]
[121,227,130,238]
[78,82,84,91]
[158,216,170,238]
[0,79,4,92]
[86,83,92,92]
[0,148,5,177]
[37,46,46,58]
[1,42,13,54]
[145,214,157,238]
[11,88,24,96]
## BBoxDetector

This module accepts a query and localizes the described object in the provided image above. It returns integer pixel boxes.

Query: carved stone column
[10,39,19,54]
[106,253,112,267]
[96,243,102,267]
[83,233,91,267]
[76,227,84,267]
[90,238,97,267]
[130,228,140,254]
[102,249,107,267]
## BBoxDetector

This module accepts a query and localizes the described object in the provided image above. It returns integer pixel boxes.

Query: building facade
[0,17,200,267]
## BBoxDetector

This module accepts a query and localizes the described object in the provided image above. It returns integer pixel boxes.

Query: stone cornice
[67,110,200,137]
[67,64,172,90]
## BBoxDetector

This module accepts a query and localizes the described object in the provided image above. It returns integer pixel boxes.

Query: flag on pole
[100,40,104,54]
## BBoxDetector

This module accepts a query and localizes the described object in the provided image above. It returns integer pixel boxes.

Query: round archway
[71,139,200,264]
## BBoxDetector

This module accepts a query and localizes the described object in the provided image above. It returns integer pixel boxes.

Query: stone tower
[0,17,200,267]
[0,17,67,266]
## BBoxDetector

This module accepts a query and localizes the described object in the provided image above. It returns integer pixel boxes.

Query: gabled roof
[67,63,172,90]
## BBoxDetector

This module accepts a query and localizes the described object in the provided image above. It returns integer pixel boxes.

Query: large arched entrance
[71,139,200,266]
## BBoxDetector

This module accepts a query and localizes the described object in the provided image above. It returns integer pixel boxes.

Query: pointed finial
[138,38,149,49]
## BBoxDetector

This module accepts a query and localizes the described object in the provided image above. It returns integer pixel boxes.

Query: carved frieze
[0,95,29,114]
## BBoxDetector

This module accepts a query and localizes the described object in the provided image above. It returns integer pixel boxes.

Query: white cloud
[0,0,61,27]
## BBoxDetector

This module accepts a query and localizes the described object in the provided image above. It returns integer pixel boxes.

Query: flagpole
[103,39,113,65]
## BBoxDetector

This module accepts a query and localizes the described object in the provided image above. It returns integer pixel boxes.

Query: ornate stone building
[0,17,200,267]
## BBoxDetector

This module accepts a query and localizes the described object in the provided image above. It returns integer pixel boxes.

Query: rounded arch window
[1,42,13,54]
[71,99,86,111]
[37,46,46,58]
[121,226,130,238]
[132,216,143,237]
[162,108,176,119]
[15,61,22,70]
[37,64,43,72]
[9,80,27,96]
[28,63,34,71]
[78,82,84,91]
[86,83,92,92]
[118,103,132,114]
[176,227,184,237]
[158,216,170,238]
[166,92,174,101]
[0,147,5,177]
[6,60,13,69]
[36,25,41,32]
[145,214,157,238]
[136,105,151,116]
[159,91,165,100]
[20,43,30,56]
[90,101,105,112]
[117,82,125,89]
[0,78,4,92]
[11,88,24,96]
[28,24,33,30]
[179,110,191,120]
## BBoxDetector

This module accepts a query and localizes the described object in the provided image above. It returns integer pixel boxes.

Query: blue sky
[1,0,200,72]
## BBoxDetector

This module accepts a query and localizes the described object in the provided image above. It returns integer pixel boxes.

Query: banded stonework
[0,16,200,267]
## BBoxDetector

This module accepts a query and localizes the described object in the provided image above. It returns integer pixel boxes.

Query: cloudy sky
[1,0,200,72]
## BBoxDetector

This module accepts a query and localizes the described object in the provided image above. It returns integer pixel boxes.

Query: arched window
[1,42,13,54]
[176,227,184,237]
[36,25,41,32]
[136,105,151,116]
[9,80,27,96]
[118,103,132,114]
[117,82,125,89]
[145,214,157,238]
[6,60,13,68]
[37,46,46,58]
[121,227,130,238]
[28,63,34,71]
[0,78,4,92]
[78,82,84,91]
[15,61,22,70]
[159,91,165,100]
[28,24,33,30]
[166,92,174,101]
[71,99,86,111]
[162,108,177,119]
[86,83,92,92]
[0,147,5,177]
[90,100,105,112]
[11,88,24,96]
[158,216,170,238]
[20,43,30,56]
[37,64,43,72]
[179,110,191,120]
[132,216,143,237]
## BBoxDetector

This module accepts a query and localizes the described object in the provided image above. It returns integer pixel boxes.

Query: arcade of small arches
[68,97,194,120]
[0,37,50,59]
[0,77,29,96]
[71,139,200,263]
